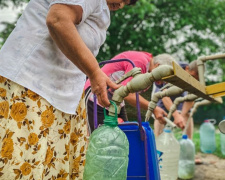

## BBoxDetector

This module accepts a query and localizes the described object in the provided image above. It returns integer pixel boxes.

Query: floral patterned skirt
[0,76,88,180]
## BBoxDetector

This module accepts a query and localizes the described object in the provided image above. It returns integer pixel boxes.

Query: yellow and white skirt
[0,76,88,180]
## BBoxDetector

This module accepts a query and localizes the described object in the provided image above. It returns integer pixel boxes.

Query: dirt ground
[192,152,225,180]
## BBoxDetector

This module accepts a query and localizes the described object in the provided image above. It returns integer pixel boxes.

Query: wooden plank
[206,82,225,97]
[173,62,206,93]
[212,92,225,98]
[213,97,223,103]
[162,62,222,103]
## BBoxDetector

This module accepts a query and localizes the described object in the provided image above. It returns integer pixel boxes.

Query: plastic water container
[220,133,225,156]
[220,116,225,156]
[155,126,180,180]
[83,102,129,180]
[200,119,216,153]
[178,134,195,179]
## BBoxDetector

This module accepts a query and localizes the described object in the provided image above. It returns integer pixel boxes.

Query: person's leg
[184,116,193,139]
[181,101,194,139]
[118,106,128,122]
[154,118,165,137]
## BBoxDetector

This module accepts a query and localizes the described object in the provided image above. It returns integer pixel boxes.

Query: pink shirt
[84,51,152,90]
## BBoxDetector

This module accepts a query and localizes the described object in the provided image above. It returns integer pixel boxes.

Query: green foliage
[97,0,225,81]
[219,59,225,82]
[0,0,29,8]
[175,125,225,159]
[0,0,28,47]
[0,21,16,48]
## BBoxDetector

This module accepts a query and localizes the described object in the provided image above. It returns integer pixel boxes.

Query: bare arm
[124,93,167,123]
[181,101,194,118]
[162,96,185,129]
[46,4,120,106]
[124,93,149,110]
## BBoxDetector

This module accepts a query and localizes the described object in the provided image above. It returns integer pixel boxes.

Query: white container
[155,126,180,180]
[178,134,195,179]
[200,119,216,153]
[220,116,225,156]
[221,133,225,156]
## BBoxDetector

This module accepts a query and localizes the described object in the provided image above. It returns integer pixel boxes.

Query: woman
[0,0,137,179]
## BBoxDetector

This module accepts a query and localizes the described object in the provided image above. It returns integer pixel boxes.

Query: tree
[0,0,28,48]
[97,0,225,82]
[0,0,28,8]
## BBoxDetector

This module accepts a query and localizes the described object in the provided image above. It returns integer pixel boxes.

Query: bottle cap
[163,126,171,133]
[182,134,188,139]
[204,119,210,123]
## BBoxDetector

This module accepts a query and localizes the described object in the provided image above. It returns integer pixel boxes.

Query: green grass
[174,124,225,159]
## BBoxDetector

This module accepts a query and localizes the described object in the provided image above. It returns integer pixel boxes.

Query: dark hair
[129,0,138,5]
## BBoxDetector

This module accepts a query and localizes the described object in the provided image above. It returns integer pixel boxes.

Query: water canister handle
[103,100,118,127]
[208,119,216,125]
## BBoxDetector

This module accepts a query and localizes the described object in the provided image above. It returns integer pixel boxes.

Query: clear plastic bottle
[155,126,180,180]
[220,133,225,156]
[83,102,129,180]
[220,116,225,156]
[178,134,195,179]
[200,119,216,153]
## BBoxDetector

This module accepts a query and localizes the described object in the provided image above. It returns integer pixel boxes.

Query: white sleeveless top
[0,0,110,114]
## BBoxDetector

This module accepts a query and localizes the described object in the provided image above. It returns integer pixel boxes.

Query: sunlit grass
[174,124,225,159]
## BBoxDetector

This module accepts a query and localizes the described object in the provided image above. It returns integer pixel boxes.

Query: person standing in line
[85,51,177,133]
[153,60,199,139]
[0,0,138,179]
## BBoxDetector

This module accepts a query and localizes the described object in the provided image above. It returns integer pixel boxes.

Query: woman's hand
[173,112,185,129]
[153,106,167,124]
[89,69,121,107]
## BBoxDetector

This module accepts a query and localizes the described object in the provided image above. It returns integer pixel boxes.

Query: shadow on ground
[193,152,225,180]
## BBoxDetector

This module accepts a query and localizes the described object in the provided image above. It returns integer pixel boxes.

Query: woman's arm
[124,93,167,123]
[46,4,120,107]
[162,96,185,129]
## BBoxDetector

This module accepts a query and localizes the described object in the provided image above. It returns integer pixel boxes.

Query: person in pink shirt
[85,51,174,132]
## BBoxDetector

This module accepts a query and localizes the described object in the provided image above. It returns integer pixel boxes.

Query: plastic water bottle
[83,101,129,180]
[155,126,180,180]
[220,116,225,155]
[200,119,216,153]
[220,133,225,156]
[178,134,195,179]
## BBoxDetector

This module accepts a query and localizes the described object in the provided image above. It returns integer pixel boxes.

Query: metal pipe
[167,94,198,120]
[183,99,211,135]
[195,53,225,134]
[199,54,225,62]
[197,59,205,86]
[197,53,225,86]
[145,86,184,121]
[190,99,211,118]
[108,65,174,116]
